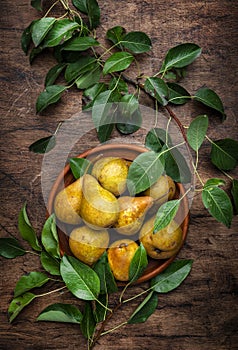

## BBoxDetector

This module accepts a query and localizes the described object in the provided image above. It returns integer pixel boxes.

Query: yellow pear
[80,174,119,229]
[91,157,129,196]
[107,239,138,281]
[143,175,176,206]
[114,196,154,235]
[69,225,109,265]
[139,216,183,259]
[54,177,83,224]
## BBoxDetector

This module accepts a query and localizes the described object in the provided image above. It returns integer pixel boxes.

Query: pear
[54,177,83,224]
[107,239,139,281]
[80,174,119,229]
[69,225,109,265]
[143,175,176,206]
[114,196,154,235]
[91,157,129,196]
[139,216,183,259]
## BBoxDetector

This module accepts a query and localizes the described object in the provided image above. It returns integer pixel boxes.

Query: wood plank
[1,1,238,349]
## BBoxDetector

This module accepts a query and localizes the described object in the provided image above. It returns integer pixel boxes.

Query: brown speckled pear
[107,239,138,281]
[54,177,83,224]
[80,174,119,229]
[69,225,109,266]
[92,157,129,196]
[143,175,176,206]
[139,216,183,259]
[114,196,154,235]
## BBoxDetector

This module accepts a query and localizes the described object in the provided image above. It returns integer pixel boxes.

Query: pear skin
[92,157,129,196]
[54,177,83,224]
[107,239,138,281]
[139,216,183,259]
[69,225,109,265]
[80,174,119,229]
[143,175,176,206]
[114,196,154,235]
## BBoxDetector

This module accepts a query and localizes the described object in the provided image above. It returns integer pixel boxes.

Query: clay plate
[47,143,189,285]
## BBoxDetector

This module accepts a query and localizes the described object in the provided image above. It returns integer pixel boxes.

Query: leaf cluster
[1,203,193,349]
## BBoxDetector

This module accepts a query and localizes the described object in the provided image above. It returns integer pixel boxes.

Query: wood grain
[1,1,238,349]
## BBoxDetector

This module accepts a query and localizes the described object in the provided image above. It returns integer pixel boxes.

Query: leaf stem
[168,95,192,103]
[192,161,204,186]
[25,250,40,256]
[221,170,233,181]
[101,321,127,336]
[44,0,60,18]
[36,285,67,298]
[90,301,122,349]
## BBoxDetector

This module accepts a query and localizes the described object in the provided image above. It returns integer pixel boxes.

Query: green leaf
[29,135,56,154]
[72,0,87,12]
[8,292,36,323]
[144,77,168,106]
[203,178,226,190]
[118,94,139,115]
[103,52,134,75]
[80,302,96,340]
[21,20,36,55]
[63,36,99,51]
[36,85,67,113]
[160,43,202,73]
[45,63,66,87]
[94,294,108,323]
[167,82,191,105]
[154,200,180,233]
[187,115,208,151]
[29,45,44,63]
[41,214,60,259]
[194,87,226,119]
[121,31,152,53]
[109,77,128,94]
[128,291,158,324]
[163,146,192,183]
[0,238,26,259]
[37,303,83,323]
[65,56,96,82]
[202,185,233,228]
[86,0,100,29]
[18,203,42,251]
[84,82,108,101]
[31,0,42,11]
[31,17,56,47]
[116,94,142,135]
[93,252,118,294]
[40,251,61,276]
[106,26,126,45]
[127,151,165,195]
[116,110,142,134]
[14,271,49,298]
[73,0,100,29]
[60,255,100,300]
[145,128,170,153]
[43,19,80,47]
[151,260,193,293]
[92,89,120,142]
[210,138,238,171]
[231,179,238,214]
[69,158,92,179]
[75,63,101,89]
[129,243,148,283]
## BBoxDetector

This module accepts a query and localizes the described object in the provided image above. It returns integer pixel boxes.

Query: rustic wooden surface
[1,1,238,349]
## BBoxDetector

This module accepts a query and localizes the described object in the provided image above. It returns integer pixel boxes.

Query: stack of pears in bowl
[48,143,189,284]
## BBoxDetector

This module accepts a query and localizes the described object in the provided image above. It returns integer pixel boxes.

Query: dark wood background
[1,1,238,349]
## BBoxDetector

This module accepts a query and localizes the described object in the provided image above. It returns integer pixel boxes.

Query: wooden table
[1,1,238,349]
